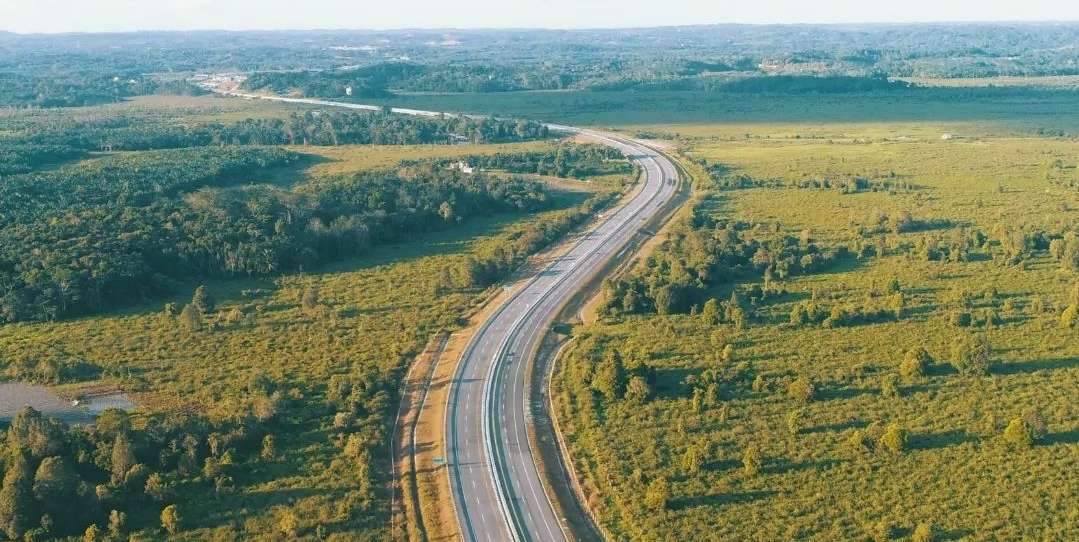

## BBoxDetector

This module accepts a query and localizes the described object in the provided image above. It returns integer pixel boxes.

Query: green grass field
[553,117,1079,541]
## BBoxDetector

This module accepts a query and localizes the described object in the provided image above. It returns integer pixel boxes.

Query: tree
[788,376,815,403]
[624,376,651,404]
[83,524,101,542]
[644,478,669,511]
[591,350,625,401]
[742,443,762,477]
[681,446,702,474]
[951,334,991,376]
[145,473,169,502]
[729,306,747,330]
[0,454,35,541]
[32,456,76,505]
[879,422,907,454]
[752,374,768,393]
[7,407,66,459]
[191,285,215,313]
[279,508,300,539]
[438,201,455,222]
[161,505,182,535]
[261,435,277,462]
[700,298,720,325]
[301,285,320,313]
[179,303,203,331]
[107,510,126,539]
[110,434,136,485]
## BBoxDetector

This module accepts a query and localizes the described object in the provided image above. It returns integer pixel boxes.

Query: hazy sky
[2,0,1078,34]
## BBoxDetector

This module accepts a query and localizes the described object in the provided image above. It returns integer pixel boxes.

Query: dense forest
[0,388,310,541]
[0,146,560,323]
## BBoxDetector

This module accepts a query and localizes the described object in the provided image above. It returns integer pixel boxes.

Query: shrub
[1002,298,1016,315]
[847,429,874,454]
[880,373,900,398]
[279,509,300,538]
[1002,417,1034,449]
[950,334,991,376]
[179,304,203,331]
[949,310,972,327]
[869,519,899,542]
[900,347,932,381]
[879,422,907,454]
[788,376,815,403]
[1004,410,1048,448]
[681,446,702,474]
[721,344,735,363]
[787,408,804,436]
[625,376,651,403]
[644,478,669,511]
[789,304,809,326]
[912,522,937,542]
[1062,304,1078,329]
[742,443,762,477]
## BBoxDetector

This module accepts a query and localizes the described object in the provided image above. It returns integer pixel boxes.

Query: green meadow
[553,112,1079,541]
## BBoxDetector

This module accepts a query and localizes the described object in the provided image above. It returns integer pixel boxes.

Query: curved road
[203,83,679,541]
[446,129,680,542]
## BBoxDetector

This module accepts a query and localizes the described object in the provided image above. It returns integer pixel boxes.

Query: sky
[2,0,1078,34]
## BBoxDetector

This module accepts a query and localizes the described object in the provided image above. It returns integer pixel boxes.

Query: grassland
[553,116,1079,541]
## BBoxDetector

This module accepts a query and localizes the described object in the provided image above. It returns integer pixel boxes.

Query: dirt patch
[0,382,135,425]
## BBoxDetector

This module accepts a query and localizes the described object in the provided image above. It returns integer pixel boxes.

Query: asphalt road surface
[206,84,679,541]
[446,129,680,542]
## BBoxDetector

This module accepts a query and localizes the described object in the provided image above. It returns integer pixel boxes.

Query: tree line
[600,207,849,318]
[0,109,550,177]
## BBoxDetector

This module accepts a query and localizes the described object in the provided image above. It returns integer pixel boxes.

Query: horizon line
[4,19,1079,37]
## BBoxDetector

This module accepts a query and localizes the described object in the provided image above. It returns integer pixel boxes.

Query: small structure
[449,161,475,174]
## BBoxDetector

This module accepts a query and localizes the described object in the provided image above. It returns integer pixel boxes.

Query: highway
[205,84,680,541]
[446,128,679,542]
